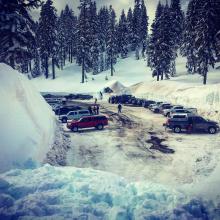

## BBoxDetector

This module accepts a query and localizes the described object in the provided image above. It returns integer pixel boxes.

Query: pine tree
[132,0,142,58]
[127,8,134,50]
[194,0,219,85]
[106,5,117,76]
[147,2,175,81]
[140,0,148,57]
[89,2,100,74]
[77,0,92,83]
[37,0,57,79]
[170,0,184,47]
[0,0,41,70]
[180,0,198,74]
[118,10,129,58]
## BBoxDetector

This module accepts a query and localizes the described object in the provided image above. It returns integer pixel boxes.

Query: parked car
[159,104,173,114]
[67,115,108,132]
[149,102,163,110]
[169,108,197,118]
[55,105,82,116]
[163,105,184,117]
[59,110,90,123]
[164,115,219,134]
[151,103,170,113]
[142,100,155,108]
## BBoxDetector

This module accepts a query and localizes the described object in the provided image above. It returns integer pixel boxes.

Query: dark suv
[164,116,219,134]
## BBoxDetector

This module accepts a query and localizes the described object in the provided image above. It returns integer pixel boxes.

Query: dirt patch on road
[146,136,175,154]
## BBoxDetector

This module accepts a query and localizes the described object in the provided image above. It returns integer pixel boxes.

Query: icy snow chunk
[0,178,10,190]
[0,165,218,219]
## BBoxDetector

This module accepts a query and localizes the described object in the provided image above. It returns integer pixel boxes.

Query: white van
[59,110,90,123]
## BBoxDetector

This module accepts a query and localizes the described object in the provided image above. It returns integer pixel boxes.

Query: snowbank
[0,64,56,172]
[104,80,131,95]
[0,164,217,219]
[131,80,220,123]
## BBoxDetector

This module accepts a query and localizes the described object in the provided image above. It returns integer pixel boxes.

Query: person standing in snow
[93,105,97,115]
[94,98,97,104]
[88,106,93,115]
[118,103,122,114]
[100,91,103,100]
[96,105,100,115]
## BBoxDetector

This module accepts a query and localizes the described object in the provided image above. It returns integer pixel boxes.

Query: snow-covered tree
[89,2,100,74]
[126,8,134,50]
[147,2,175,80]
[181,0,220,84]
[0,0,41,70]
[37,0,57,79]
[194,0,219,84]
[118,10,129,58]
[106,5,117,76]
[77,0,92,83]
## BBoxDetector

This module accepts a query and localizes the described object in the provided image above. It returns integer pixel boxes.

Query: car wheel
[96,124,104,130]
[173,126,181,133]
[62,117,67,123]
[208,127,216,134]
[71,126,78,132]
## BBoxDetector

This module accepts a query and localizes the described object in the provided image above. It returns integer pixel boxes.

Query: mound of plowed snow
[104,80,131,95]
[0,64,56,172]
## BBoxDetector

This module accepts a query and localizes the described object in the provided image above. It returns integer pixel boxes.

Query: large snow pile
[131,79,220,123]
[0,164,218,220]
[0,64,56,172]
[104,80,131,95]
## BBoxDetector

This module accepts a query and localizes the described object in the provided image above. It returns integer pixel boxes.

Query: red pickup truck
[67,115,108,132]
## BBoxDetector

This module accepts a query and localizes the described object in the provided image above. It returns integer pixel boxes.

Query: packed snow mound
[0,165,217,220]
[104,80,131,95]
[131,80,220,123]
[0,64,56,173]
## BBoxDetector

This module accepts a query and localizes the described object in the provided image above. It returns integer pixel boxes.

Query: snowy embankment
[0,164,218,220]
[131,73,220,123]
[0,64,56,172]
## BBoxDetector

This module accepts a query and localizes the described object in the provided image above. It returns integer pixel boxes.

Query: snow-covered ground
[31,55,151,94]
[1,54,220,219]
[0,64,56,172]
[1,164,219,220]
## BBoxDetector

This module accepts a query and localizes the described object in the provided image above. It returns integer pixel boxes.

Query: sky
[32,0,189,24]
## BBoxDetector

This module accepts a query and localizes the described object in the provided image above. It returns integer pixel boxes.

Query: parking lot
[61,100,220,186]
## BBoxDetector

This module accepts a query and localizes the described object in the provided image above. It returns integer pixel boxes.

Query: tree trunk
[161,72,164,80]
[82,57,85,83]
[70,44,73,63]
[45,56,49,79]
[9,56,15,69]
[111,58,113,76]
[52,58,55,80]
[157,71,160,81]
[203,72,207,85]
[29,61,32,73]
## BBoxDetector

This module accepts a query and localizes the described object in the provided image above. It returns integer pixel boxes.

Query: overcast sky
[32,0,189,23]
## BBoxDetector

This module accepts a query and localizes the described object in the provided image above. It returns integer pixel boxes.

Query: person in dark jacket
[118,104,122,113]
[88,106,93,115]
[96,105,100,115]
[93,105,97,115]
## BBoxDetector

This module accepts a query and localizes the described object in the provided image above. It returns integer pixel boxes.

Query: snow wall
[0,64,56,172]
